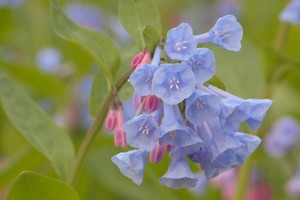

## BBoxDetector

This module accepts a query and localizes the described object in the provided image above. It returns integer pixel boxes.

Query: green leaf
[89,70,108,117]
[119,0,161,49]
[6,171,80,200]
[0,63,66,100]
[51,0,120,85]
[0,74,74,180]
[205,76,226,91]
[143,25,160,52]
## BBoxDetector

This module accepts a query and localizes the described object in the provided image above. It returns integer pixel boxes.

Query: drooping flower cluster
[110,15,272,189]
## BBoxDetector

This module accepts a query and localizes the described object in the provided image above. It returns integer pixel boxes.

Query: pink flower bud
[150,143,169,164]
[246,184,272,200]
[130,51,145,69]
[105,108,117,131]
[114,128,127,147]
[136,51,152,69]
[145,95,160,113]
[116,107,124,128]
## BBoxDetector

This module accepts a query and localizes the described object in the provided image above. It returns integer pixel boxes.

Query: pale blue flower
[36,47,62,73]
[111,149,148,185]
[123,114,159,151]
[164,23,198,60]
[185,88,221,127]
[184,48,216,87]
[264,117,300,157]
[152,63,195,105]
[160,158,198,189]
[280,0,300,25]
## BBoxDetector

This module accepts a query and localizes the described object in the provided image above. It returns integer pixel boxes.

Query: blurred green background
[1,0,300,199]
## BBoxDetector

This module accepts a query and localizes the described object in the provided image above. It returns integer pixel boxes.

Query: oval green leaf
[51,0,120,85]
[119,0,161,49]
[143,25,160,52]
[0,74,74,180]
[6,171,80,200]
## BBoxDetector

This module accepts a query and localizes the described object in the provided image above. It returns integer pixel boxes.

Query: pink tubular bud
[150,143,169,164]
[136,51,152,69]
[145,95,160,113]
[114,128,127,147]
[130,51,145,69]
[105,108,117,131]
[116,107,124,128]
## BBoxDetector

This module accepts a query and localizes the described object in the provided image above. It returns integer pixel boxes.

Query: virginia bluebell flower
[164,23,198,60]
[280,0,300,25]
[185,88,221,127]
[160,157,198,189]
[123,113,160,151]
[65,2,103,32]
[152,63,195,105]
[184,48,216,87]
[264,117,300,157]
[111,149,148,185]
[195,15,243,52]
[129,46,161,96]
[0,0,24,7]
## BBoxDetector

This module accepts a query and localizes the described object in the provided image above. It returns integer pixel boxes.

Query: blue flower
[264,117,300,157]
[123,114,160,151]
[185,88,221,127]
[245,99,272,131]
[207,15,243,52]
[286,164,300,197]
[152,63,195,105]
[219,98,250,132]
[36,47,62,73]
[160,103,199,146]
[160,158,198,189]
[164,23,198,60]
[189,120,261,179]
[129,64,158,96]
[280,0,300,25]
[111,149,148,185]
[184,48,216,87]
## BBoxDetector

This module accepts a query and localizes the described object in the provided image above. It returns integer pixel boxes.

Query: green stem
[273,22,289,51]
[68,68,134,185]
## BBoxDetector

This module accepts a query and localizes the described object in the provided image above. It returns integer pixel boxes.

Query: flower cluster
[110,15,272,189]
[280,0,300,25]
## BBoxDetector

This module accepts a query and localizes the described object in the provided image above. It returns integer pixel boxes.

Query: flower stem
[273,21,289,51]
[68,68,134,185]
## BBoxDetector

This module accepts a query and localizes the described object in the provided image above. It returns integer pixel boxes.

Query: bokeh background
[1,0,300,199]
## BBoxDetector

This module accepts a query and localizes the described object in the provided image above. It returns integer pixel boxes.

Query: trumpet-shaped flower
[184,48,216,87]
[164,23,198,60]
[160,158,198,189]
[207,15,243,51]
[123,114,159,151]
[185,88,221,127]
[152,63,195,105]
[111,149,148,185]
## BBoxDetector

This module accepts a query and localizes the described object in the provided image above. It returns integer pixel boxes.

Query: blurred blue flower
[111,149,148,185]
[152,63,195,105]
[184,48,216,87]
[36,47,62,73]
[190,172,207,196]
[0,0,24,8]
[65,2,102,32]
[164,23,198,60]
[160,157,198,189]
[185,88,221,127]
[123,114,159,151]
[264,117,300,157]
[280,0,300,25]
[207,15,243,52]
[286,165,300,197]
